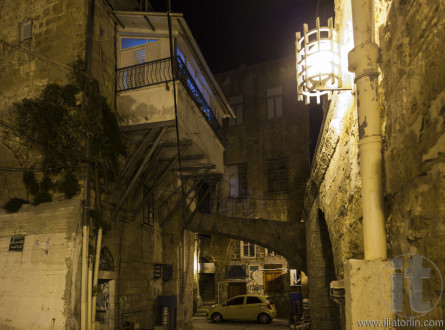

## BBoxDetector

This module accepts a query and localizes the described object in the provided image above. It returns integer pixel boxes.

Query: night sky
[150,0,327,74]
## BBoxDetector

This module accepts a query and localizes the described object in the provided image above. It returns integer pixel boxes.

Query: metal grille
[226,265,247,279]
[116,56,226,145]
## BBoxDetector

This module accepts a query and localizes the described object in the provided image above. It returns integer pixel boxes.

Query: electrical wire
[0,120,72,156]
[0,38,75,72]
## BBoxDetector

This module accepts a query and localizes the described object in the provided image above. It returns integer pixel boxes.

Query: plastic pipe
[348,0,387,260]
[81,225,89,330]
[91,227,103,329]
[88,257,93,330]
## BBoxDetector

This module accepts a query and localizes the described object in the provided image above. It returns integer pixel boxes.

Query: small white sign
[290,269,300,286]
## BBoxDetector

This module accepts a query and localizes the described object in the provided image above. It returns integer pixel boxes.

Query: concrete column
[344,259,393,329]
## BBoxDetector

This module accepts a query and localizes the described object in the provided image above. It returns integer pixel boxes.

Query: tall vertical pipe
[91,227,103,328]
[81,225,89,330]
[348,0,387,260]
[88,258,93,330]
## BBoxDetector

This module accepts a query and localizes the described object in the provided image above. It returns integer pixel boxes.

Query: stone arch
[99,247,114,271]
[307,209,341,329]
[190,213,306,270]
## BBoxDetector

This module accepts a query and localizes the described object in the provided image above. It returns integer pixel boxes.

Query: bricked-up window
[266,86,283,119]
[143,185,154,226]
[20,19,32,42]
[228,95,243,126]
[241,241,255,258]
[228,163,247,197]
[267,157,289,193]
[226,265,247,279]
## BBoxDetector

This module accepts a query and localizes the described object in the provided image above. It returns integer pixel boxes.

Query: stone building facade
[195,58,310,317]
[304,0,445,329]
[0,1,232,329]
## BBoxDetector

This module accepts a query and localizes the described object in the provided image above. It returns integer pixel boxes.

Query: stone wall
[216,57,310,222]
[0,0,88,206]
[379,0,445,323]
[0,200,82,330]
[304,0,445,328]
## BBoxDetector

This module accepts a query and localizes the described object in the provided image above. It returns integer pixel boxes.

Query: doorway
[227,282,247,299]
[199,273,216,303]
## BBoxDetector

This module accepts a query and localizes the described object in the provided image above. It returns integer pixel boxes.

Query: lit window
[267,158,288,193]
[20,19,32,42]
[228,95,243,126]
[266,87,283,119]
[228,163,247,197]
[241,241,255,258]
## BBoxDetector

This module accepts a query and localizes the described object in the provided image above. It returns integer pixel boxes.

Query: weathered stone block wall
[305,0,445,327]
[90,0,117,106]
[379,0,445,322]
[0,0,87,116]
[305,93,363,278]
[216,57,310,222]
[0,0,87,205]
[0,200,82,330]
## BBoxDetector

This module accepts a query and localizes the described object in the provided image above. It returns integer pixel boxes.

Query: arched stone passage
[189,213,306,270]
[306,210,341,329]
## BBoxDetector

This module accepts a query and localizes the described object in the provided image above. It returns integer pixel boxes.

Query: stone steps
[194,304,214,317]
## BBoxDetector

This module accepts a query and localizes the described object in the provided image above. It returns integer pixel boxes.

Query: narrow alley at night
[0,0,444,329]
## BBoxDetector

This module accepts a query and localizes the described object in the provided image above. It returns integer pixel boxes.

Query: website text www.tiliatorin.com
[357,318,444,327]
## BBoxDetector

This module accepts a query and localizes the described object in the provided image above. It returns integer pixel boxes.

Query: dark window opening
[267,157,289,193]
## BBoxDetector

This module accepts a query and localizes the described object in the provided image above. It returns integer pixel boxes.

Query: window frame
[226,296,245,306]
[228,163,248,198]
[228,95,244,126]
[20,19,33,42]
[142,185,154,226]
[266,86,283,120]
[267,157,289,193]
[246,296,262,304]
[241,241,256,258]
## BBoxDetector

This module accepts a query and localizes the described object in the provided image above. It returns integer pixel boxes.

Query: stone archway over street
[189,213,306,268]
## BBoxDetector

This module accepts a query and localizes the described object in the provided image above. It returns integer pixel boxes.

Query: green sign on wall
[9,236,25,252]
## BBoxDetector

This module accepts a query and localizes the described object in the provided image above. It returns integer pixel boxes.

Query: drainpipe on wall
[348,0,387,260]
[82,0,95,329]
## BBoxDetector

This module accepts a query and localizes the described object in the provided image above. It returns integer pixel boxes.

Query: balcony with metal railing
[116,56,226,145]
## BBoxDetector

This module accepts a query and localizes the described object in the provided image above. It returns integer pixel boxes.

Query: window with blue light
[121,38,158,49]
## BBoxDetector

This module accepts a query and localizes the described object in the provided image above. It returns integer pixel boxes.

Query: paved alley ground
[192,316,290,329]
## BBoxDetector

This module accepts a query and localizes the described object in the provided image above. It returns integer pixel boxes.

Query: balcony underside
[114,120,222,222]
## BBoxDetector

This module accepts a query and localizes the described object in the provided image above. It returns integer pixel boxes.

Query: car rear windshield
[265,297,275,305]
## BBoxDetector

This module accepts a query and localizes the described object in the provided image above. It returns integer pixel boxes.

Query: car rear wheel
[258,313,271,324]
[211,312,223,323]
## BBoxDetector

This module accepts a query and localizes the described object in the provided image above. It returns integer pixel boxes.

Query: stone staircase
[194,303,215,317]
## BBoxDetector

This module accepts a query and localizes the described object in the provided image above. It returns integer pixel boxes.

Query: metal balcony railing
[116,57,226,145]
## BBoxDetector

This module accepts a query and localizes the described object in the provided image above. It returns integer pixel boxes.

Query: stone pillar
[344,259,393,330]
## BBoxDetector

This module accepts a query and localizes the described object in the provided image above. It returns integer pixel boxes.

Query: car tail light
[267,302,272,310]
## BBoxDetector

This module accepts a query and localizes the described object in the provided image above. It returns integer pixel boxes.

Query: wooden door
[228,282,247,299]
[264,271,284,293]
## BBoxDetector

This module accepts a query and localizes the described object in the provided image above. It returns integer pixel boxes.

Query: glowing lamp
[296,17,343,104]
